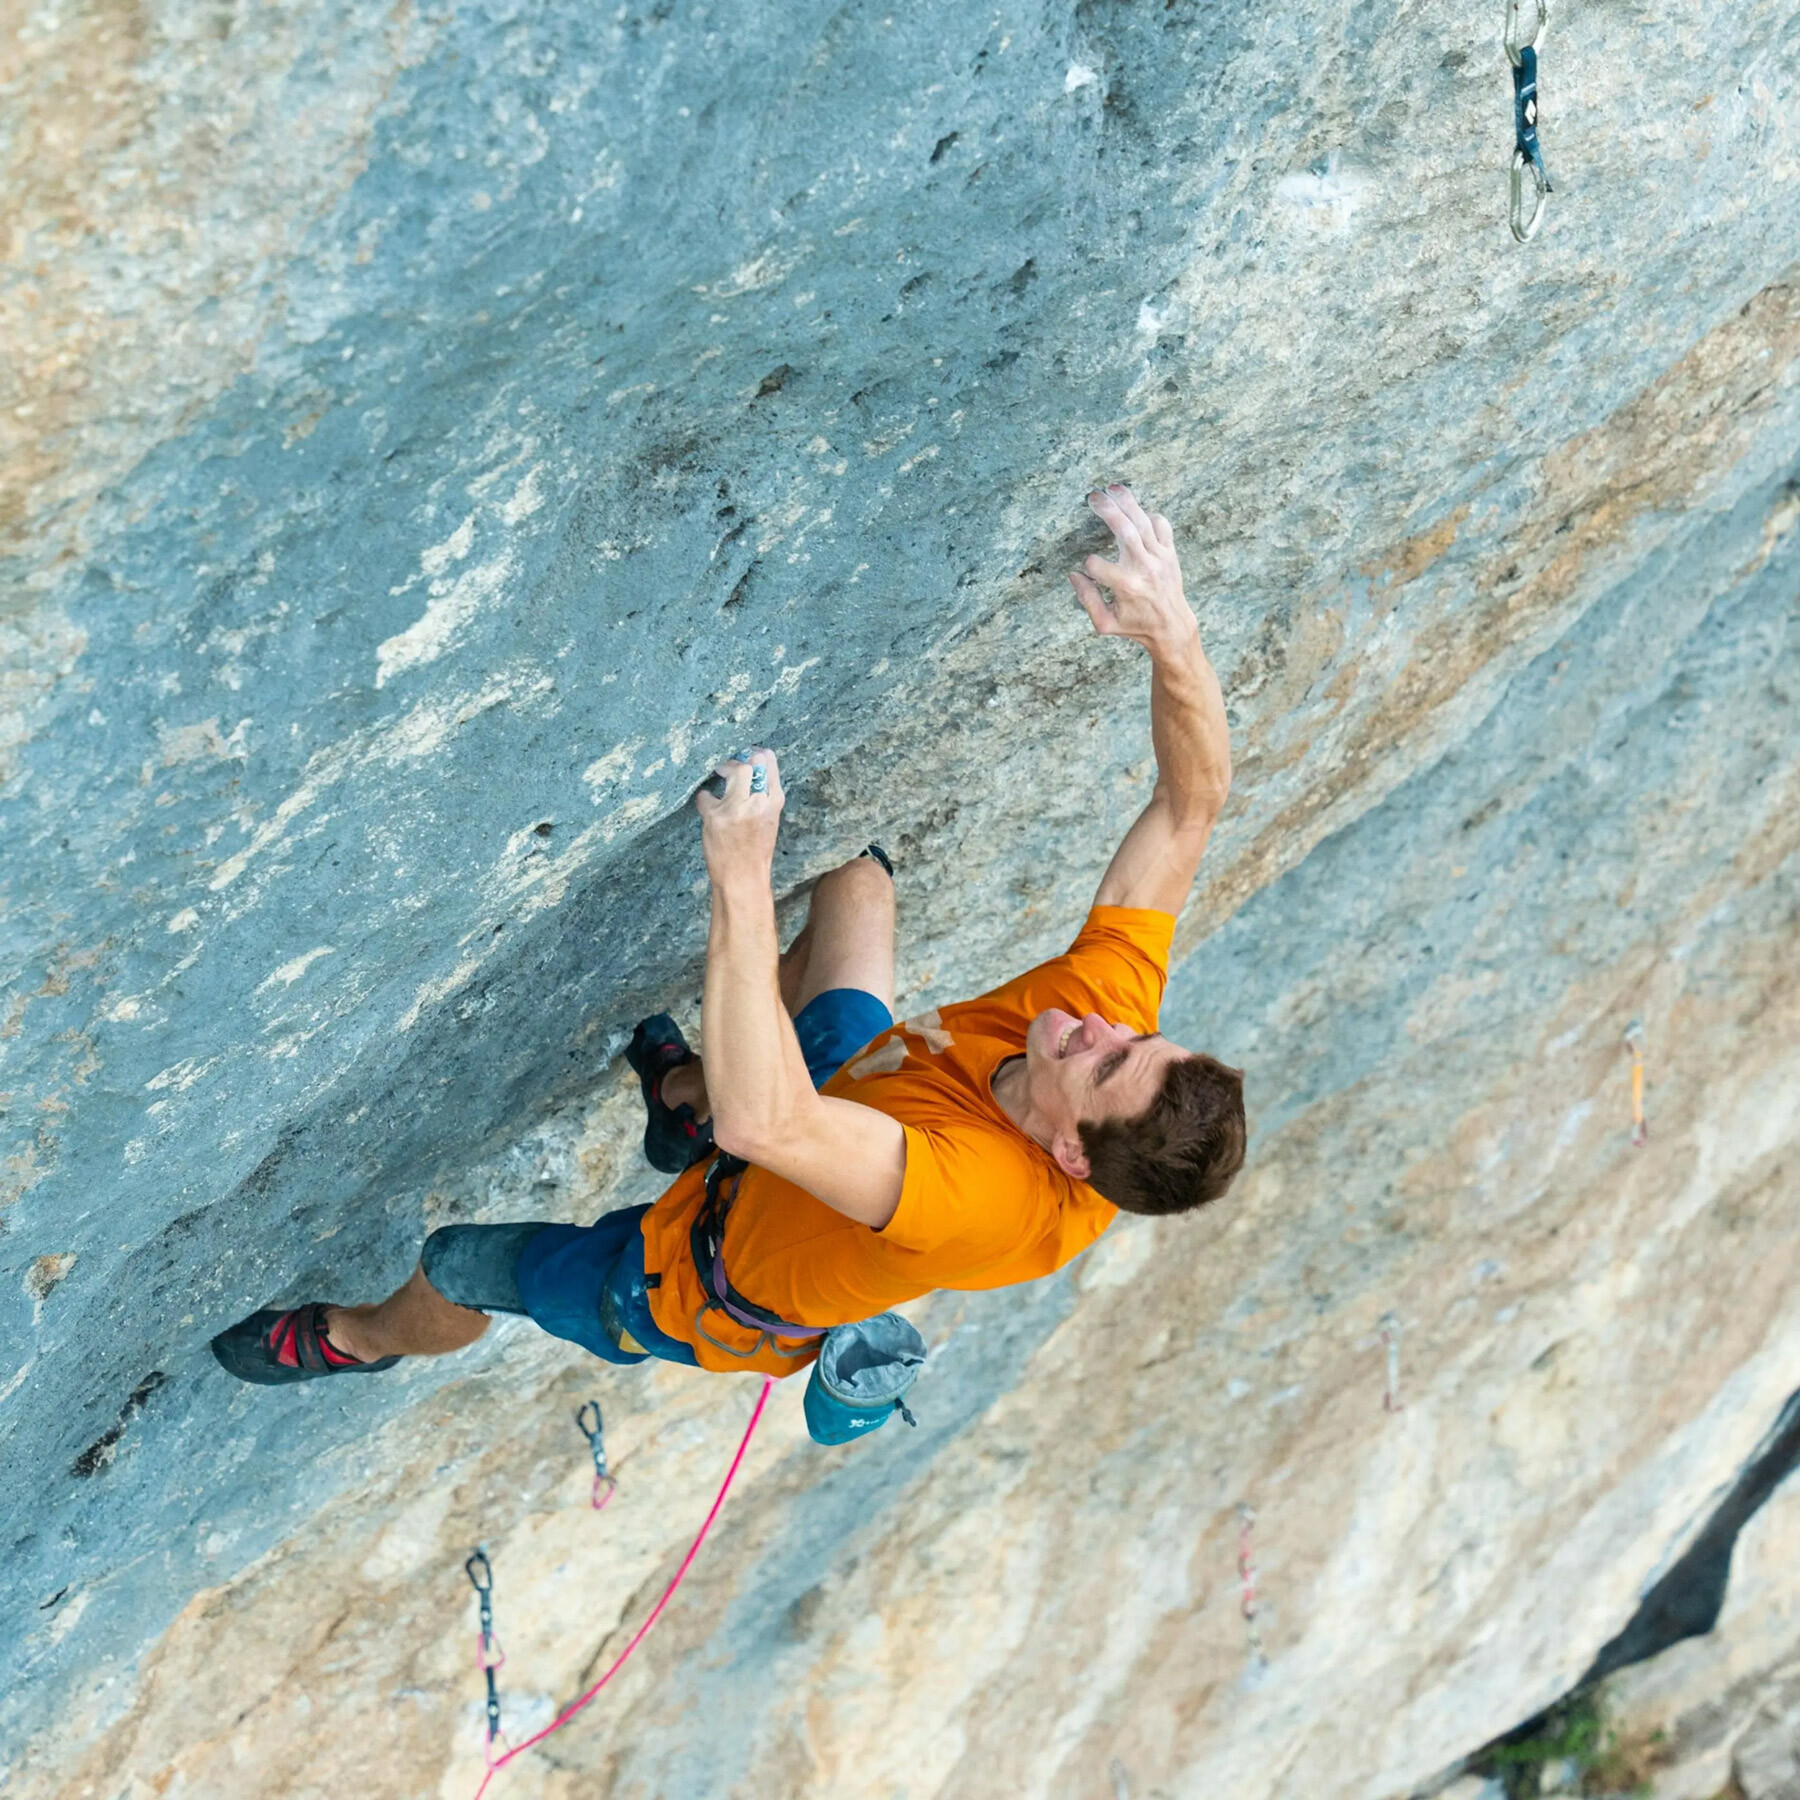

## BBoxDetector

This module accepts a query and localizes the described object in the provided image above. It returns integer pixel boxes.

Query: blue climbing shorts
[787,986,895,1089]
[421,987,894,1368]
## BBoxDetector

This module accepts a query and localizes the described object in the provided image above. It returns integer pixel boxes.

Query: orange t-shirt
[641,906,1175,1374]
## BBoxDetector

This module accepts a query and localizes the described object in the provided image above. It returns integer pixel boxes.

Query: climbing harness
[464,1550,506,1765]
[466,1377,772,1800]
[1624,1021,1648,1147]
[1236,1503,1267,1667]
[690,1154,828,1359]
[1380,1311,1405,1414]
[575,1401,616,1511]
[692,1154,928,1442]
[1505,0,1552,241]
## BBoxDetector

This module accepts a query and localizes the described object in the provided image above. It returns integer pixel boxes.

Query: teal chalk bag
[803,1313,926,1446]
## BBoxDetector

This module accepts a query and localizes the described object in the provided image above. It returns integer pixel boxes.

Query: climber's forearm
[700,864,906,1227]
[1146,628,1231,829]
[701,869,817,1160]
[693,749,904,1226]
[1093,630,1232,915]
[1069,485,1229,836]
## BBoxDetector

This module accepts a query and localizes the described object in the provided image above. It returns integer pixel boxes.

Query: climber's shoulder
[946,906,1174,1039]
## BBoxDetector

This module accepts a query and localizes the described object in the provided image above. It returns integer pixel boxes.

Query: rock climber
[213,485,1246,1423]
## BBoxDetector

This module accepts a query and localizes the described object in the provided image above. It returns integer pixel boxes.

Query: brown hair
[1078,1053,1247,1216]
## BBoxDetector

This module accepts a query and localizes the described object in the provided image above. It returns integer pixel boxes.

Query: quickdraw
[1237,1503,1267,1667]
[1380,1311,1405,1414]
[576,1401,616,1511]
[1505,0,1552,241]
[467,1377,773,1799]
[1624,1021,1648,1147]
[464,1549,506,1764]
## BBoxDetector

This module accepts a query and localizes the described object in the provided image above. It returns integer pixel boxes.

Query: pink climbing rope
[469,1375,774,1799]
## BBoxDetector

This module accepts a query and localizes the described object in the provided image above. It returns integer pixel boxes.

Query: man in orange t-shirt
[214,486,1245,1399]
[630,904,1190,1375]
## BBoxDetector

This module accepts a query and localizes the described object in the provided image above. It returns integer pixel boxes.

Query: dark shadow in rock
[1583,1386,1800,1684]
[1452,1385,1800,1796]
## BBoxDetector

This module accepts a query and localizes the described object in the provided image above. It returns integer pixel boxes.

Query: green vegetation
[1471,1693,1656,1798]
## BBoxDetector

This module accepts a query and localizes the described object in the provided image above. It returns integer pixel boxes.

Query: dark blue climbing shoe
[626,1014,715,1175]
[211,1302,399,1385]
[861,843,894,877]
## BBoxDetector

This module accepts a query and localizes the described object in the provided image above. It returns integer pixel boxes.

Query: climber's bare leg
[323,1266,487,1363]
[661,853,895,1122]
[785,852,897,1011]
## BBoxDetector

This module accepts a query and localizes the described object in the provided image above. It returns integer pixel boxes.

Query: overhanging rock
[3,1,1799,1795]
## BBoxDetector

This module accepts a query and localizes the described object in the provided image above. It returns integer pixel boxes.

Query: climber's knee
[792,854,896,1013]
[813,853,895,926]
[420,1221,557,1316]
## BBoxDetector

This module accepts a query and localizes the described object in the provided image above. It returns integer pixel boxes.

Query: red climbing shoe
[210,1302,399,1386]
[626,1014,716,1174]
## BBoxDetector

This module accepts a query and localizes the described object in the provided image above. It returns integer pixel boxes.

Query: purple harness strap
[693,1154,830,1343]
[709,1246,830,1340]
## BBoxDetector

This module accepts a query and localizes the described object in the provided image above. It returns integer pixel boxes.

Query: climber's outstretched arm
[695,751,906,1230]
[1074,485,1232,919]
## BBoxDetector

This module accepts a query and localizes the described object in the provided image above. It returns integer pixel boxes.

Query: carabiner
[1511,148,1550,242]
[464,1548,493,1595]
[463,1546,504,1750]
[575,1400,607,1473]
[1507,8,1552,244]
[1504,0,1548,65]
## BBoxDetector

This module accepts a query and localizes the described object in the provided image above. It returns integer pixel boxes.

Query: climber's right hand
[696,747,785,883]
[1069,484,1197,658]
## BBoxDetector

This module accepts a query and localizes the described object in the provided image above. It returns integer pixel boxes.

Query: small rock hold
[24,1253,76,1306]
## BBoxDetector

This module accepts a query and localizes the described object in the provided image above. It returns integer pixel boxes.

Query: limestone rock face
[3,0,1799,1796]
[1600,1466,1800,1799]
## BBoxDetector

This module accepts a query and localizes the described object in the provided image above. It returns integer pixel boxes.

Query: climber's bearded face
[1022,1008,1185,1177]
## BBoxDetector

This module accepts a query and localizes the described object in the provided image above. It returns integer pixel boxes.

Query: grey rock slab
[2,0,1800,1786]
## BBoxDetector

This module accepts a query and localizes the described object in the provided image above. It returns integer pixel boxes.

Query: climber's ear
[1050,1131,1092,1182]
